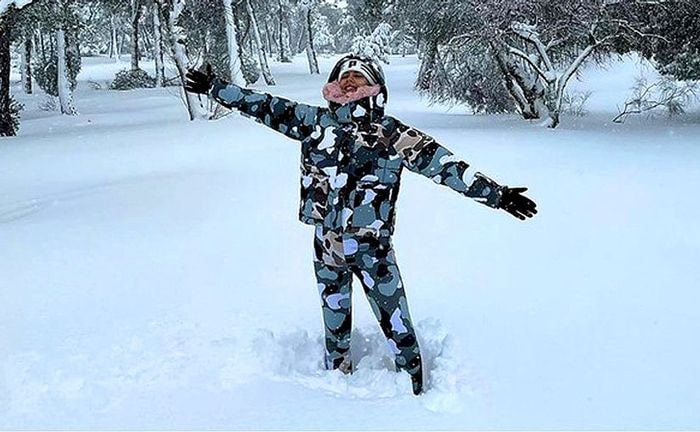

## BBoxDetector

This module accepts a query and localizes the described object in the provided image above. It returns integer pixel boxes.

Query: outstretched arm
[185,67,324,141]
[393,121,537,220]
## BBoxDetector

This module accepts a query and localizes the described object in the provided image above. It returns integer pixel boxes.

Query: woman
[185,54,537,395]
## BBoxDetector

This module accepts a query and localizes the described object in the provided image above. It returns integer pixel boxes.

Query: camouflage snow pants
[313,225,422,380]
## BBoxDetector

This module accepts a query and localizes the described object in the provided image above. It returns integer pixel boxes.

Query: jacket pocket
[378,156,402,185]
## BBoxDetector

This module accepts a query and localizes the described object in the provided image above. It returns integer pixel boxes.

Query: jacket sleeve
[210,80,324,141]
[393,121,504,209]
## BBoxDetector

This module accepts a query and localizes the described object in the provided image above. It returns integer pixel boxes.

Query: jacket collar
[331,95,386,125]
[323,81,386,125]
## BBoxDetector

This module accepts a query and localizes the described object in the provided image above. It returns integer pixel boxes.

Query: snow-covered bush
[110,69,156,90]
[38,96,58,112]
[562,91,592,117]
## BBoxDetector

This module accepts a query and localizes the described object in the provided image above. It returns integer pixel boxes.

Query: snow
[0,0,32,15]
[2,54,700,429]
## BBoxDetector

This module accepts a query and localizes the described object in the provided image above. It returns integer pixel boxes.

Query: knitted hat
[327,54,385,87]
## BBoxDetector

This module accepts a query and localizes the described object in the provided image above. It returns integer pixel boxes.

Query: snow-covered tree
[346,0,390,34]
[0,1,39,135]
[152,0,165,86]
[130,0,145,71]
[23,0,81,115]
[162,0,207,120]
[611,0,700,81]
[222,0,245,83]
[333,14,359,53]
[245,0,275,85]
[311,11,334,53]
[298,0,319,74]
[400,0,654,128]
[275,0,292,62]
[55,26,77,115]
[351,22,393,63]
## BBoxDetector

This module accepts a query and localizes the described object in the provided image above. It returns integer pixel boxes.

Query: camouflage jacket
[211,81,504,236]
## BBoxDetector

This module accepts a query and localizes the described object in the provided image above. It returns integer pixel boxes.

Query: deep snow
[1,54,699,429]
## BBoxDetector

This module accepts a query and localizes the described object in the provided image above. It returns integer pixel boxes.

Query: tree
[152,0,165,86]
[275,0,292,62]
[400,0,652,128]
[162,0,207,120]
[346,0,390,34]
[245,0,275,84]
[1,1,39,136]
[298,0,319,74]
[130,0,145,71]
[351,22,393,63]
[612,0,700,80]
[222,0,245,83]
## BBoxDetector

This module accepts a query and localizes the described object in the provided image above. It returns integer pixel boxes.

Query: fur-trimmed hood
[322,81,382,105]
[322,81,387,124]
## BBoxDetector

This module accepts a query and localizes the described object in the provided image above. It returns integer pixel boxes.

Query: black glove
[499,187,537,220]
[184,64,215,94]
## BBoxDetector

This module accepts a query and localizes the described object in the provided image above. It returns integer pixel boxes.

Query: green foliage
[424,42,514,114]
[0,97,23,137]
[609,0,700,80]
[110,68,156,90]
[33,32,81,97]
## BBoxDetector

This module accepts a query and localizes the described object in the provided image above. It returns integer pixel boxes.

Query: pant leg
[313,226,353,370]
[344,234,423,378]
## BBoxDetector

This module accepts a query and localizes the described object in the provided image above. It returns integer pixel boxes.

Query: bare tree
[245,0,275,85]
[21,37,32,93]
[276,0,291,62]
[164,0,207,120]
[152,0,165,86]
[613,76,698,123]
[299,0,319,74]
[131,0,145,71]
[222,0,245,84]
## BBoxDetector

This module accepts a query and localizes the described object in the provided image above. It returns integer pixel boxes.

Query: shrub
[110,68,156,90]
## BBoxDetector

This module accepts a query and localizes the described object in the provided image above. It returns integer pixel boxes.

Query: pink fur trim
[322,81,381,104]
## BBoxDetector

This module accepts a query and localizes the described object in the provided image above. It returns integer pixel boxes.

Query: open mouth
[344,85,357,93]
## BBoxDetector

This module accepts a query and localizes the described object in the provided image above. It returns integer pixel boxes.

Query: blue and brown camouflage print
[208,69,509,395]
[313,225,422,383]
[210,80,506,238]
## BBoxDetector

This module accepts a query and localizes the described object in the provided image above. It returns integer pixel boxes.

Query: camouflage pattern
[211,81,505,237]
[208,80,506,393]
[313,225,422,380]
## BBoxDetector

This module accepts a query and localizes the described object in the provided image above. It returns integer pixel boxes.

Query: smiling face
[339,70,370,95]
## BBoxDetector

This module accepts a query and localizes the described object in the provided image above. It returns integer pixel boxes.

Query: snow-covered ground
[1,54,699,429]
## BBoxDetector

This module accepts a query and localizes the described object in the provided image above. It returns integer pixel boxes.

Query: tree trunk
[110,16,120,61]
[21,37,32,94]
[304,8,319,74]
[417,39,439,90]
[245,0,275,85]
[0,22,16,136]
[276,0,291,62]
[131,0,143,70]
[153,1,164,86]
[263,16,273,56]
[222,0,245,84]
[119,29,127,60]
[56,28,77,115]
[167,0,207,120]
